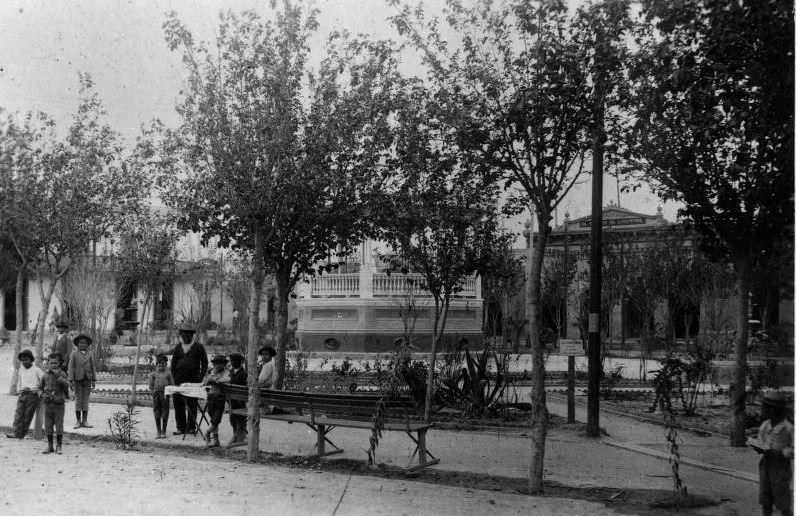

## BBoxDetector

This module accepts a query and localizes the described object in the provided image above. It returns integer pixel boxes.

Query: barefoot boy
[149,354,174,438]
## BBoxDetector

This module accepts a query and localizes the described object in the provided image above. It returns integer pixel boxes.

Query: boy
[51,320,72,375]
[149,354,174,439]
[750,391,793,516]
[68,334,96,429]
[227,352,247,446]
[39,353,70,454]
[257,346,276,388]
[6,350,44,439]
[202,355,230,447]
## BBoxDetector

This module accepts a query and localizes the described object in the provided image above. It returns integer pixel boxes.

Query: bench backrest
[222,384,418,421]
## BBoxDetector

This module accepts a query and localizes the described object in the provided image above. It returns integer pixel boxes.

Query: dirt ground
[0,433,623,516]
[0,344,764,515]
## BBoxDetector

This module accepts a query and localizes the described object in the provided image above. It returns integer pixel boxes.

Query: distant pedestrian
[227,351,247,446]
[751,391,793,516]
[51,320,72,375]
[170,322,208,436]
[202,355,230,448]
[68,334,96,429]
[5,350,43,439]
[149,354,174,439]
[40,353,70,454]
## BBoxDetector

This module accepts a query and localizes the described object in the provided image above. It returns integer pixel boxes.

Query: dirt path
[0,434,620,516]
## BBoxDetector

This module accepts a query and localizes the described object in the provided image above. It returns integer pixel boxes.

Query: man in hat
[753,391,793,516]
[68,334,96,429]
[170,322,208,435]
[6,350,44,439]
[51,320,72,375]
[227,351,247,446]
[202,354,230,447]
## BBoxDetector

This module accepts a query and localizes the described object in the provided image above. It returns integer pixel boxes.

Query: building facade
[295,239,483,353]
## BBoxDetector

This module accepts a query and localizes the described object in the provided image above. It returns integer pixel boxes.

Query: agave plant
[438,344,506,416]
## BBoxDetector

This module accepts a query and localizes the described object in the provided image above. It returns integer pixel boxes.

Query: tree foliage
[161,5,403,460]
[0,75,148,366]
[391,0,633,492]
[630,0,794,445]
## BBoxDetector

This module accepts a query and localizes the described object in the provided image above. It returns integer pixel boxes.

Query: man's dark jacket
[170,342,208,384]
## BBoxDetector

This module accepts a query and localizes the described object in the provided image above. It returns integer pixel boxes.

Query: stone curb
[547,391,732,439]
[603,440,758,484]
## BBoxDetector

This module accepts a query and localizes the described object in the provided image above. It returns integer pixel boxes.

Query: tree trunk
[246,230,266,462]
[10,267,25,395]
[729,261,750,446]
[272,274,290,390]
[528,215,550,494]
[33,274,57,439]
[130,294,150,407]
[423,298,450,422]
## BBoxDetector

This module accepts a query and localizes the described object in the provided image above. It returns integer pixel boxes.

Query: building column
[359,240,375,299]
[0,289,5,330]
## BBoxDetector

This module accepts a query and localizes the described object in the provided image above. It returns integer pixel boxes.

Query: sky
[0,0,682,238]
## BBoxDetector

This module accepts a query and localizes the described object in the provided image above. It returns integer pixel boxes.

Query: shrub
[600,364,625,400]
[108,401,141,450]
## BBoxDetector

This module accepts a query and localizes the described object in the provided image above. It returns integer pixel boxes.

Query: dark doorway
[673,302,700,340]
[116,277,138,331]
[4,289,15,331]
[3,279,28,331]
[152,280,174,330]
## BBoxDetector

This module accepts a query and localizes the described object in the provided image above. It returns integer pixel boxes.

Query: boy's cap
[155,354,168,364]
[762,391,788,408]
[177,322,196,333]
[258,346,276,357]
[17,350,34,362]
[211,354,228,364]
[73,334,93,346]
[228,352,244,362]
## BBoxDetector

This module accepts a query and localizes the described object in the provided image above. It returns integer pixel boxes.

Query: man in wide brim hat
[177,322,196,333]
[170,320,208,436]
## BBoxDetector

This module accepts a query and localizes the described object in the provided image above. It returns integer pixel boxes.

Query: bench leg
[417,429,427,464]
[317,424,325,455]
[405,429,440,472]
[306,423,344,458]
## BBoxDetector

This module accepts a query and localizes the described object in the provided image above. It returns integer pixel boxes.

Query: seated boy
[202,355,230,447]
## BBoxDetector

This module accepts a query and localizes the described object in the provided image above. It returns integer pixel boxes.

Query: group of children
[149,349,253,447]
[7,339,274,453]
[6,333,97,454]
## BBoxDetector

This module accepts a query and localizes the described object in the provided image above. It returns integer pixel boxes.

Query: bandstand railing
[311,274,360,297]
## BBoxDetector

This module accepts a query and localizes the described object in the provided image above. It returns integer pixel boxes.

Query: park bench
[221,384,439,471]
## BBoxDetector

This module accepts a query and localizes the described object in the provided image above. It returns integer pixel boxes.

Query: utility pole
[563,212,576,424]
[587,33,607,438]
